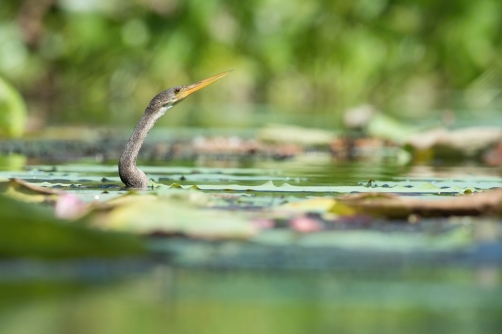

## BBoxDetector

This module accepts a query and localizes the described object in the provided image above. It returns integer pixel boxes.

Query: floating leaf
[279,198,336,213]
[406,127,502,159]
[0,194,145,258]
[88,194,256,239]
[161,180,480,195]
[333,188,502,219]
[0,178,61,203]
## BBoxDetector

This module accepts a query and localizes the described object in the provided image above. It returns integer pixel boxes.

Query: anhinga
[119,70,231,189]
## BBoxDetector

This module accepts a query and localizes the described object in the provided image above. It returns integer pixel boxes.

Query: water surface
[1,156,501,334]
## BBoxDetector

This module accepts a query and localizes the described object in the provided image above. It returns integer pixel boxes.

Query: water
[1,265,501,334]
[1,155,502,333]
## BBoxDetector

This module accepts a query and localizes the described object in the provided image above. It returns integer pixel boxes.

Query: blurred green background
[1,0,502,132]
[1,2,502,332]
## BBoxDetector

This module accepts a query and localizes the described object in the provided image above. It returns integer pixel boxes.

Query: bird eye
[174,87,181,93]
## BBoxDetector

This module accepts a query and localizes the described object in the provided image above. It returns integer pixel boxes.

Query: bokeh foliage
[0,76,26,137]
[0,0,502,128]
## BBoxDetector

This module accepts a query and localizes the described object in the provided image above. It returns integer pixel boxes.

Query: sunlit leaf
[88,194,256,239]
[279,197,336,213]
[0,178,60,203]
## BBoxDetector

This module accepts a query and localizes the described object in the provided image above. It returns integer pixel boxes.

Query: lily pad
[0,178,61,203]
[158,180,479,195]
[87,193,256,239]
[0,194,145,258]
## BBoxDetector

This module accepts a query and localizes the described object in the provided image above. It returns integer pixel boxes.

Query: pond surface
[1,155,502,334]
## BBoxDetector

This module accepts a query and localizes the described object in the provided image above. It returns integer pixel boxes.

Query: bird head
[147,70,232,116]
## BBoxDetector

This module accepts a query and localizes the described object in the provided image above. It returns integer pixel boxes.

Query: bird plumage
[119,71,231,189]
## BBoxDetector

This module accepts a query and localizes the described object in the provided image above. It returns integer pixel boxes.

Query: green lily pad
[0,194,145,258]
[88,194,256,239]
[158,180,480,195]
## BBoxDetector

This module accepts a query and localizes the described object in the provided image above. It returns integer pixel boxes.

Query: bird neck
[119,107,164,188]
[124,113,154,158]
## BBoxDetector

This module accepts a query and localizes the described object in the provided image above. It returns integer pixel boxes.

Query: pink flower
[55,194,87,219]
[290,216,322,233]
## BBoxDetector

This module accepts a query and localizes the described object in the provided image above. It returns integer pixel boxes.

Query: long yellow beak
[176,70,232,101]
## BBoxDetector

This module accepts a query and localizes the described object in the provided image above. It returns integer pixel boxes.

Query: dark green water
[1,266,502,334]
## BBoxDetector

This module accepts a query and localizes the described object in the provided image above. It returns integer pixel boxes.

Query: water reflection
[404,165,502,179]
[1,265,501,334]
